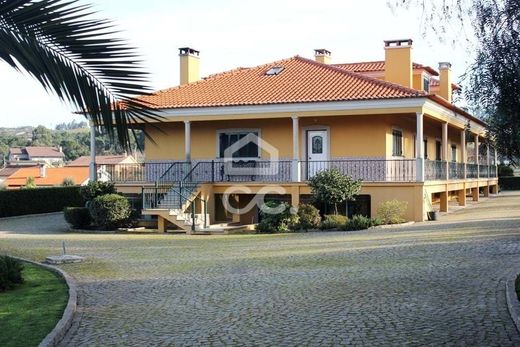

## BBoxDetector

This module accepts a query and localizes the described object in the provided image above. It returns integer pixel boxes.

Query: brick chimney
[384,39,413,88]
[314,49,331,64]
[179,47,200,85]
[438,62,453,103]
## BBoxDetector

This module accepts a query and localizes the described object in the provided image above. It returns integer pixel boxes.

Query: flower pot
[427,211,438,221]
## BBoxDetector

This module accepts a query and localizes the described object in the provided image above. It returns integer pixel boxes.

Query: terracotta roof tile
[5,167,89,187]
[140,56,425,109]
[67,155,137,167]
[24,146,64,158]
[333,61,439,76]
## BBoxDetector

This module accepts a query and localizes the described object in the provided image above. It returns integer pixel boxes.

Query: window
[451,144,457,162]
[265,66,284,76]
[423,76,430,93]
[423,139,428,159]
[311,135,323,154]
[218,131,259,158]
[435,140,442,161]
[392,129,403,156]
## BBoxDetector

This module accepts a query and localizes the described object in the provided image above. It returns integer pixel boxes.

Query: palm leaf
[0,0,161,149]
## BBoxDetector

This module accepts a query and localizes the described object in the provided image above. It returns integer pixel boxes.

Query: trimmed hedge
[0,256,24,292]
[88,193,131,229]
[499,176,520,190]
[64,207,91,228]
[0,187,85,218]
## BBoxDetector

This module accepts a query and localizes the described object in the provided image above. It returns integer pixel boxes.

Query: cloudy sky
[0,0,474,128]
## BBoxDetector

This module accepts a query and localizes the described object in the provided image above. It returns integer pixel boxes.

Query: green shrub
[345,215,373,231]
[309,168,362,214]
[0,187,84,218]
[321,214,348,230]
[63,207,91,228]
[499,176,520,190]
[62,177,75,186]
[80,181,116,202]
[296,204,321,231]
[377,200,408,224]
[0,256,24,292]
[88,194,131,229]
[498,164,514,177]
[24,176,36,189]
[256,201,299,233]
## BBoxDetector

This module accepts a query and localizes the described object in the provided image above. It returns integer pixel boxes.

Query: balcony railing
[99,160,497,184]
[302,159,416,182]
[449,162,465,180]
[425,160,447,180]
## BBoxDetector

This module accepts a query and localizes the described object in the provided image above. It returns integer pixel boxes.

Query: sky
[0,0,474,128]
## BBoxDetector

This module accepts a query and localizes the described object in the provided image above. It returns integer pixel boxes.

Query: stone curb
[506,272,520,334]
[370,221,415,229]
[8,256,77,347]
[0,212,63,221]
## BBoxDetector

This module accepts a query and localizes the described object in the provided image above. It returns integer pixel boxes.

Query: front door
[307,130,329,178]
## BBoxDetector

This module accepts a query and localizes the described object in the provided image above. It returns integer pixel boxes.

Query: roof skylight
[265,66,284,76]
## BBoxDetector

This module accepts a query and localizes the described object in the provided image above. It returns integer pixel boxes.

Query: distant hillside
[0,126,34,138]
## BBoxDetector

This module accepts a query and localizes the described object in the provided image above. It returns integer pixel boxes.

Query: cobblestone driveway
[1,193,520,346]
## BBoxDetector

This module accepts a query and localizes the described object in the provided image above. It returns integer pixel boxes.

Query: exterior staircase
[143,182,209,233]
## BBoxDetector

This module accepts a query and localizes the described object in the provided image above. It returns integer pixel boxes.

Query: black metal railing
[479,165,490,178]
[425,160,446,180]
[466,163,478,179]
[489,165,498,178]
[157,161,192,183]
[302,159,416,182]
[449,162,465,180]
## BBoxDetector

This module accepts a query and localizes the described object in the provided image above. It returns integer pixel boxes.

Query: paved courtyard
[1,192,520,346]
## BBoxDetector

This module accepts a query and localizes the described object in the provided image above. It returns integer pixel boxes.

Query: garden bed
[0,262,68,347]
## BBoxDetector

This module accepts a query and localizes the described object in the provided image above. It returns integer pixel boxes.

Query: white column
[495,148,498,177]
[461,129,466,179]
[291,116,301,182]
[416,112,424,182]
[475,134,480,178]
[184,120,191,162]
[442,122,448,179]
[89,120,96,182]
[486,143,490,178]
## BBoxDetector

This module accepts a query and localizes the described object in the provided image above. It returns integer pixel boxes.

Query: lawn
[0,262,68,347]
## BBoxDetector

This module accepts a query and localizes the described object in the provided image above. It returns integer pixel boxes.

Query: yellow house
[110,40,498,232]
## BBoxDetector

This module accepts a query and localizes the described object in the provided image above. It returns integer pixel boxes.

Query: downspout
[89,120,96,182]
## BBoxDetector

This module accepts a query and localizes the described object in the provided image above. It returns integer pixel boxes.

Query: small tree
[62,177,75,186]
[80,181,116,202]
[309,168,362,214]
[25,176,36,189]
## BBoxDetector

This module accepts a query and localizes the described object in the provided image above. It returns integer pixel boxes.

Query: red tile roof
[430,78,461,91]
[19,146,65,158]
[67,155,137,167]
[139,56,425,109]
[5,167,89,187]
[0,167,19,177]
[332,61,439,76]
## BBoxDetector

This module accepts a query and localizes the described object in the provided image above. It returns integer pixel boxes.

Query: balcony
[99,159,498,184]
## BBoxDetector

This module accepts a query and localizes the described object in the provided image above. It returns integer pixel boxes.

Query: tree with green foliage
[0,0,159,149]
[24,176,36,189]
[309,168,362,215]
[390,0,520,164]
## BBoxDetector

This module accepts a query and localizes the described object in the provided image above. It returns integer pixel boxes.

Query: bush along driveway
[0,193,520,345]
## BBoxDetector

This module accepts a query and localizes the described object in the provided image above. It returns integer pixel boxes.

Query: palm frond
[0,0,161,149]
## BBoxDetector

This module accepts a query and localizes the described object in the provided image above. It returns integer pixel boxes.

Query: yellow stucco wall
[384,46,413,88]
[145,115,395,161]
